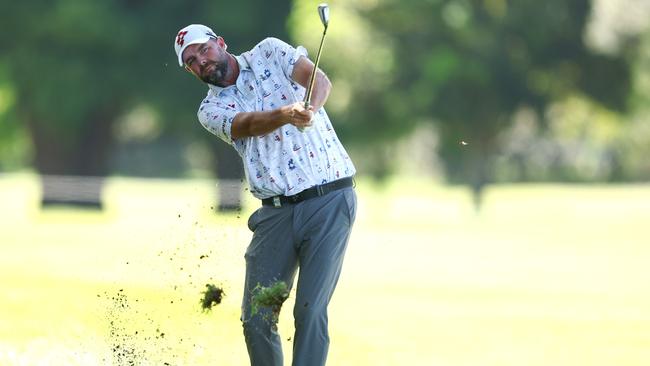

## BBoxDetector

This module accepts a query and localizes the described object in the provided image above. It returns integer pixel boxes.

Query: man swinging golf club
[173,4,356,366]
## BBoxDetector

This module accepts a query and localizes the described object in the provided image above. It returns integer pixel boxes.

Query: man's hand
[282,102,314,129]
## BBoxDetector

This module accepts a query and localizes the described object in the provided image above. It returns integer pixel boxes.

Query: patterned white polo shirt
[197,37,356,199]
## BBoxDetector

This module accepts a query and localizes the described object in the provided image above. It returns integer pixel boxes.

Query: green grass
[1,173,649,365]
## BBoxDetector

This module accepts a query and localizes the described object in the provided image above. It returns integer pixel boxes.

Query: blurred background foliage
[0,0,649,198]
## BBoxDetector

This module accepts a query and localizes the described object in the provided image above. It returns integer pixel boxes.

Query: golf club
[300,3,330,132]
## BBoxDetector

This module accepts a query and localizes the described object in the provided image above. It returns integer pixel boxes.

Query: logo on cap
[176,31,188,47]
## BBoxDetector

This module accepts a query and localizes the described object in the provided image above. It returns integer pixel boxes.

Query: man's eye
[200,46,209,54]
[187,59,194,67]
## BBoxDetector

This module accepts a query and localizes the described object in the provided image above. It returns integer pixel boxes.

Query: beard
[201,61,229,87]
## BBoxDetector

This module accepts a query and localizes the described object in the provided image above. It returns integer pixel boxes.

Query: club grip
[298,100,310,132]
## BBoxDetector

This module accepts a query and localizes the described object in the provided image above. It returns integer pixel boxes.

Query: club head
[318,3,330,28]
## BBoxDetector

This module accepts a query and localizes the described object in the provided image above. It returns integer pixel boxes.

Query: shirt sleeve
[197,98,246,154]
[260,37,308,81]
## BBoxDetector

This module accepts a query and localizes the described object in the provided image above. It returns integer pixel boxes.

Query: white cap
[174,24,217,66]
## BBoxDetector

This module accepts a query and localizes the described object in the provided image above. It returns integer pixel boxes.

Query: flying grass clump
[251,281,289,316]
[200,284,225,312]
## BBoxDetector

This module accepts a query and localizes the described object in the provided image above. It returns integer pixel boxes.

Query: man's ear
[216,36,227,50]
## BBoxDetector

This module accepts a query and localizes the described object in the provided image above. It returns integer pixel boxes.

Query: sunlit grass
[1,173,649,365]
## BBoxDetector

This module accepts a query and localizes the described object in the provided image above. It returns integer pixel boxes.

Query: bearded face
[183,38,237,87]
[200,60,230,86]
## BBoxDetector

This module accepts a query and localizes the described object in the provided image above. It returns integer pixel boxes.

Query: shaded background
[1,0,649,206]
[1,0,650,365]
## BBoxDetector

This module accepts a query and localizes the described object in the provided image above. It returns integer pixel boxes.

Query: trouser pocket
[247,208,262,232]
[342,188,357,224]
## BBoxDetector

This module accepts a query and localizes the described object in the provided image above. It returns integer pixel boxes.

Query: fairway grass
[1,173,649,365]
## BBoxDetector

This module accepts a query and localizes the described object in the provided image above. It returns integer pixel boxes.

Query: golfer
[174,24,357,366]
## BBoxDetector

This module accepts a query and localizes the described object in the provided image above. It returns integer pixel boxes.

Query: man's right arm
[231,102,314,139]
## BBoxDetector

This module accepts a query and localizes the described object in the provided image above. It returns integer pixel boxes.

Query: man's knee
[242,312,278,339]
[294,303,328,329]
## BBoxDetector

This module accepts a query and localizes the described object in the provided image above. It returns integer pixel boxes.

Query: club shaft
[304,27,328,108]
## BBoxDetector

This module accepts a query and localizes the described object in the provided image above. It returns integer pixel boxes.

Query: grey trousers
[242,187,357,366]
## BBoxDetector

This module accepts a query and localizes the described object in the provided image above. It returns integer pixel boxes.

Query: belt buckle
[272,196,282,208]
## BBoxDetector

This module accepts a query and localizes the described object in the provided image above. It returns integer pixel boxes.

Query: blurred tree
[0,0,291,209]
[0,66,32,171]
[358,0,632,205]
[289,0,407,180]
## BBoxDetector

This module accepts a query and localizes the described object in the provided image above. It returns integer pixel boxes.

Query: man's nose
[198,55,208,66]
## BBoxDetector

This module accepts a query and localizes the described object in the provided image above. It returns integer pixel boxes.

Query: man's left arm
[291,56,331,112]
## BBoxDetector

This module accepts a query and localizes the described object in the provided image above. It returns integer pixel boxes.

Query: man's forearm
[231,102,313,139]
[232,109,286,139]
[291,57,332,112]
[307,71,331,112]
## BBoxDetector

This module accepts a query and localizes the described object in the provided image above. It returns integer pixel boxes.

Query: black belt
[262,177,354,207]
